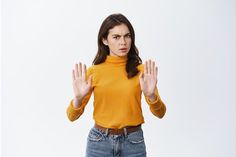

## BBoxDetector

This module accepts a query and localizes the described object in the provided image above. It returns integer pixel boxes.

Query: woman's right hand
[72,62,93,102]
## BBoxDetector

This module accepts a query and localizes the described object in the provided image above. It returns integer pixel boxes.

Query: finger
[149,60,152,74]
[154,66,158,80]
[75,63,79,78]
[82,64,86,81]
[144,61,148,75]
[151,61,155,75]
[78,62,82,77]
[72,69,76,81]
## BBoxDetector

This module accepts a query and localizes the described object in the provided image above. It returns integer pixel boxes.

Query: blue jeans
[86,126,147,157]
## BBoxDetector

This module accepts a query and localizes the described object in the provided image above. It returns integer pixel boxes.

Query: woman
[66,13,166,157]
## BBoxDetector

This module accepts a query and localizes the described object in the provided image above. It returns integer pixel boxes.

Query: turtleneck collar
[105,55,128,64]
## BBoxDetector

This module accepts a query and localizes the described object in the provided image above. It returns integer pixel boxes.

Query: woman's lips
[120,48,127,51]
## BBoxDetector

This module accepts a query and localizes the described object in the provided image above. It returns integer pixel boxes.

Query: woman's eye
[113,36,119,39]
[126,34,131,38]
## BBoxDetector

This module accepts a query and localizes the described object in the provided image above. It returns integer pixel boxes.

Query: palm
[72,63,92,100]
[139,60,158,97]
[73,77,91,99]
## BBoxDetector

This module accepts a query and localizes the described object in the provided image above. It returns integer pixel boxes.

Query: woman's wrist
[147,94,157,103]
[74,96,83,101]
[73,97,83,109]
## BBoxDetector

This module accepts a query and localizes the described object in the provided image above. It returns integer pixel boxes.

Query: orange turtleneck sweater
[66,55,166,129]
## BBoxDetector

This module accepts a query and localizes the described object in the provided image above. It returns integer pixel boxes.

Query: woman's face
[102,24,132,57]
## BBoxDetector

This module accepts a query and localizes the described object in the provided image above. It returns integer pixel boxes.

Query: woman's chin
[109,50,128,57]
[118,51,128,56]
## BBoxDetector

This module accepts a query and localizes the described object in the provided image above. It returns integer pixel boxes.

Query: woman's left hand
[139,60,158,99]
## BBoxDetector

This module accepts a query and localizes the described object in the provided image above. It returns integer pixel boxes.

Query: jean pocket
[87,128,104,142]
[127,129,144,144]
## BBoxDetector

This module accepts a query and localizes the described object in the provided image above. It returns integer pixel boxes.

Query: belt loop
[124,128,127,137]
[105,128,109,136]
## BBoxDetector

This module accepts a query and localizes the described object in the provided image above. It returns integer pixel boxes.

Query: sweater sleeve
[144,87,166,118]
[66,66,93,122]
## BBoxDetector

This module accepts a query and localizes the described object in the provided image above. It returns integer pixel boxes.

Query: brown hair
[92,13,142,78]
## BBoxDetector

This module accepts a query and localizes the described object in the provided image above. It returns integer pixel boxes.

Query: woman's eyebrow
[112,33,131,36]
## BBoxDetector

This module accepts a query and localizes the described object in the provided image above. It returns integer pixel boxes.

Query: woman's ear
[102,38,108,46]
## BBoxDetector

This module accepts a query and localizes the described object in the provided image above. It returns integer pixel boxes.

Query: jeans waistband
[94,123,142,136]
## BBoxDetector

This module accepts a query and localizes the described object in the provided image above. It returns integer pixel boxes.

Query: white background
[1,0,236,157]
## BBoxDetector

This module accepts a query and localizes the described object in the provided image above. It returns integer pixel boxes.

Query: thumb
[139,72,144,90]
[87,75,93,87]
[139,72,143,80]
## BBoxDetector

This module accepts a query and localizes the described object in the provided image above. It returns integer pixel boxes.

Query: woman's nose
[120,37,126,45]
